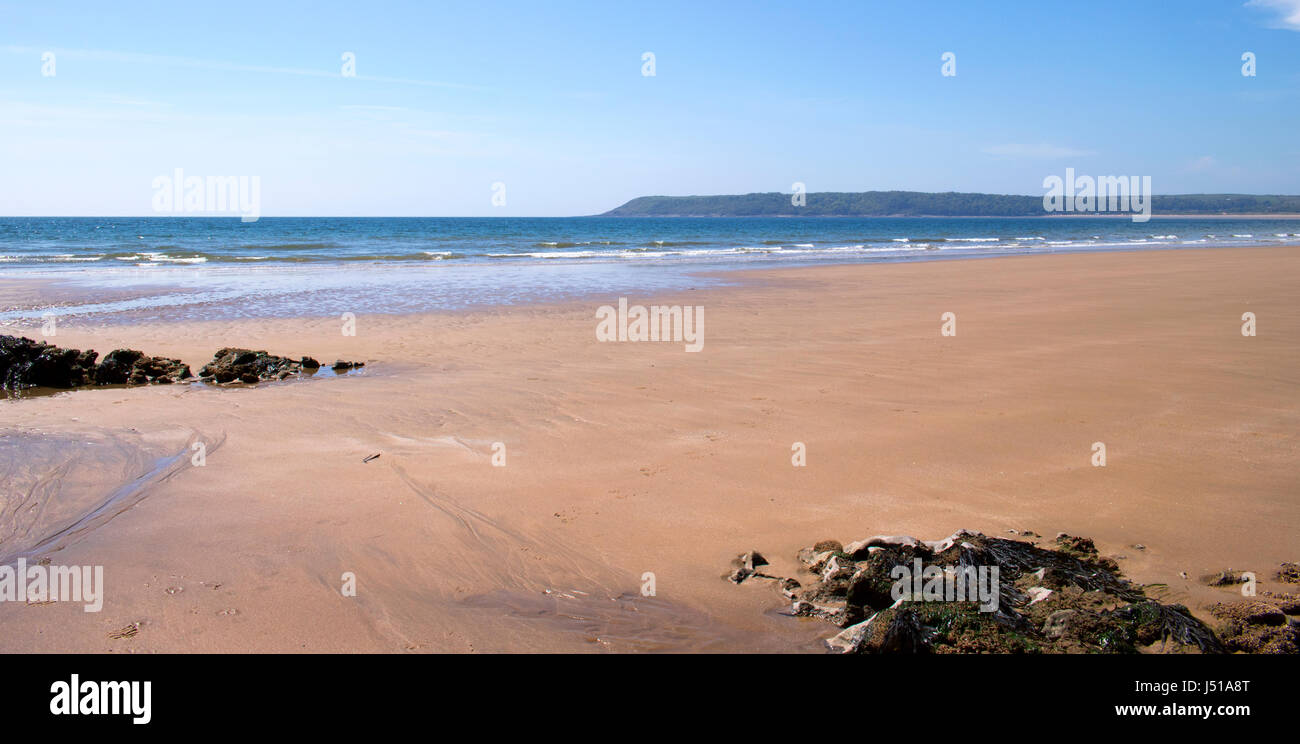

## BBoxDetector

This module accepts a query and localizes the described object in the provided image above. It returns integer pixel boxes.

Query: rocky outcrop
[2,335,364,392]
[199,348,320,383]
[1,335,191,390]
[93,348,191,385]
[1209,598,1299,654]
[727,530,1268,654]
[197,348,365,383]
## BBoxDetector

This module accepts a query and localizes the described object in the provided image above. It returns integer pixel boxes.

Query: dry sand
[1,246,1297,652]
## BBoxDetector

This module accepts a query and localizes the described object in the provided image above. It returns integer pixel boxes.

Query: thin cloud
[1245,0,1300,30]
[981,143,1094,159]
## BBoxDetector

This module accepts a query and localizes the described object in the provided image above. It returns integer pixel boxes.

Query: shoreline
[4,240,1298,329]
[1,246,1297,652]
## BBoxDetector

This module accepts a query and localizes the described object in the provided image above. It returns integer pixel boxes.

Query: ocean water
[1,216,1296,323]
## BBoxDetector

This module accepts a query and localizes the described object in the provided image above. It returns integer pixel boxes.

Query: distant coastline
[598,191,1300,218]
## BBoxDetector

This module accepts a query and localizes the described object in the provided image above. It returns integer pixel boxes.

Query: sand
[1,245,1297,652]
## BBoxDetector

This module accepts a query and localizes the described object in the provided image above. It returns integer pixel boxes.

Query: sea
[1,216,1296,324]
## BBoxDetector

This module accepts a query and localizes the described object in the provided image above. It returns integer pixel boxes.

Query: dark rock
[864,608,930,653]
[1,335,98,389]
[200,347,317,384]
[845,545,925,611]
[1277,562,1300,584]
[99,348,189,385]
[332,360,364,371]
[1,335,189,389]
[1055,533,1098,555]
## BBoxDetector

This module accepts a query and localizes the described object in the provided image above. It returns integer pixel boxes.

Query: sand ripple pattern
[0,428,222,564]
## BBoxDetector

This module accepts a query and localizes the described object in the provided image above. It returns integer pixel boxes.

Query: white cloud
[981,143,1093,159]
[1246,0,1300,30]
[1186,155,1217,172]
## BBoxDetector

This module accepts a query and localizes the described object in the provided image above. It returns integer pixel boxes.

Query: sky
[1,0,1298,216]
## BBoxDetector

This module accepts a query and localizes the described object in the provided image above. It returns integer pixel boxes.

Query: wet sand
[1,245,1297,652]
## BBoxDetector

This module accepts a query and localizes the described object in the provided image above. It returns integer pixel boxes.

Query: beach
[1,245,1297,652]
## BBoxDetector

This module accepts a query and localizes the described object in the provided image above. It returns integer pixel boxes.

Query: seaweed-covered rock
[732,529,1245,654]
[1276,562,1299,584]
[1209,600,1299,654]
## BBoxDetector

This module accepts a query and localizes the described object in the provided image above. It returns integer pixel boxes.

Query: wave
[3,227,1295,271]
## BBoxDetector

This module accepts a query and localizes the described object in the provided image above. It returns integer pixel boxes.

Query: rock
[728,550,768,584]
[821,555,854,582]
[845,552,908,611]
[1,335,97,389]
[843,535,924,559]
[1055,534,1098,555]
[1210,600,1299,653]
[797,547,834,573]
[199,348,317,384]
[1277,562,1300,584]
[865,608,929,653]
[332,360,364,371]
[94,348,142,383]
[104,349,189,385]
[791,598,849,626]
[1243,603,1287,626]
[1133,544,1146,551]
[1205,569,1248,587]
[826,615,876,654]
[776,577,801,600]
[1,335,190,390]
[1261,591,1300,614]
[734,530,1237,654]
[1042,609,1077,639]
[925,529,976,553]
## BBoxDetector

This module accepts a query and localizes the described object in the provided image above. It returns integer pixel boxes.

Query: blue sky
[1,0,1297,216]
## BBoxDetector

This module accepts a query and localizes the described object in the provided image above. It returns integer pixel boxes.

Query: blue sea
[1,216,1296,324]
